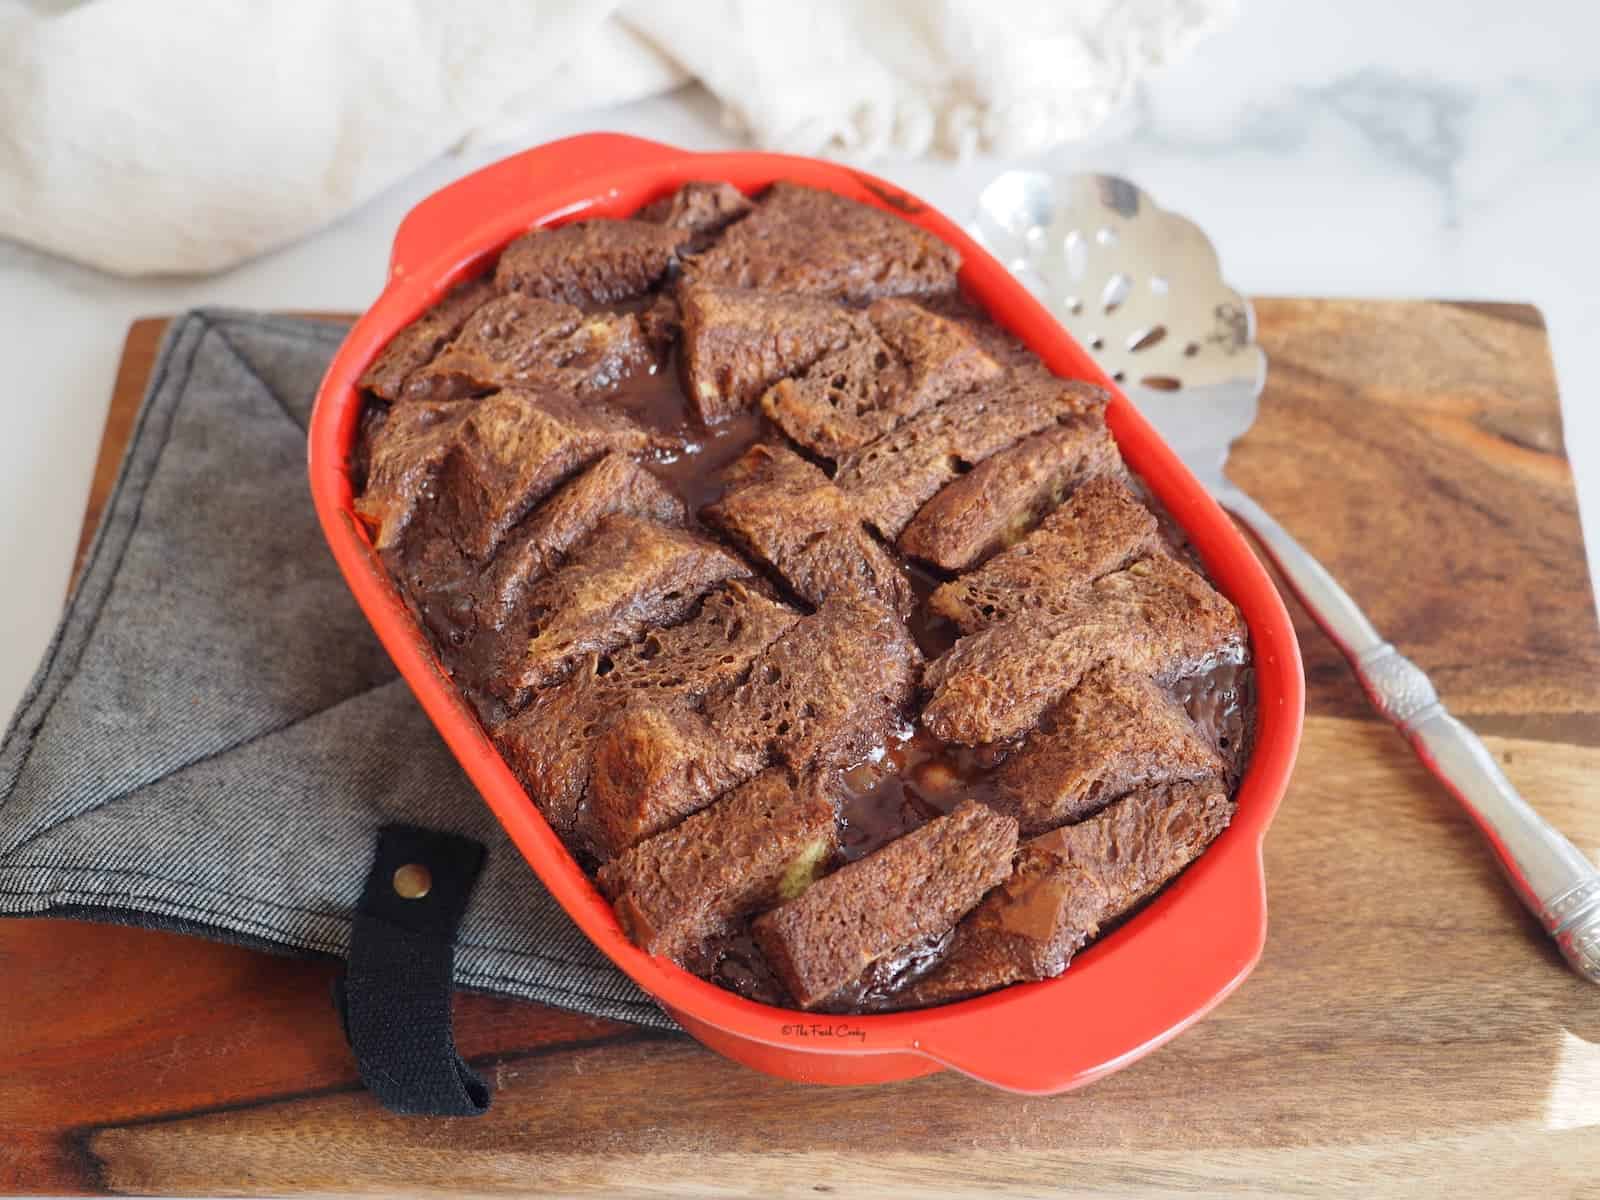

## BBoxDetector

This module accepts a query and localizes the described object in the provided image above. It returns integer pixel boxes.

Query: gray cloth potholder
[0,309,673,1031]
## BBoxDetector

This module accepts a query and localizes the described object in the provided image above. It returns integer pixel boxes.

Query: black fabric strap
[335,824,490,1116]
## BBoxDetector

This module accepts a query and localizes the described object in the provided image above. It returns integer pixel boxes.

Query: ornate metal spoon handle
[1218,483,1600,984]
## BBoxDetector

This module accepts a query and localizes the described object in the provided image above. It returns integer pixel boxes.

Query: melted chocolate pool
[1171,655,1256,784]
[609,345,767,519]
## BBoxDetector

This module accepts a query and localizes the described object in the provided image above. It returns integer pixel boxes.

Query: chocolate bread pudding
[352,181,1256,1013]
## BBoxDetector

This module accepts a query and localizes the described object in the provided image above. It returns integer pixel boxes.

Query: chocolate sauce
[702,925,790,1007]
[1169,655,1255,782]
[604,346,694,436]
[903,558,960,660]
[820,929,955,1013]
[836,731,1006,862]
[607,347,766,522]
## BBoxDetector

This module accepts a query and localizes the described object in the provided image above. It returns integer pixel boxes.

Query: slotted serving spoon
[972,172,1600,985]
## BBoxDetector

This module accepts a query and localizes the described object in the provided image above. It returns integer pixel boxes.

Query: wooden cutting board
[4,300,1598,1198]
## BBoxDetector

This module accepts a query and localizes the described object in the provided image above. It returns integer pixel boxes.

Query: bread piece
[701,443,912,617]
[494,219,690,305]
[601,580,803,702]
[995,665,1223,835]
[915,290,1040,372]
[372,399,665,658]
[1092,555,1248,682]
[684,182,960,302]
[353,399,470,550]
[582,706,766,859]
[868,297,1005,407]
[928,476,1160,633]
[705,597,922,771]
[402,293,652,403]
[500,515,750,694]
[677,285,862,424]
[598,770,838,961]
[753,800,1017,1009]
[922,554,1246,745]
[491,657,613,838]
[484,454,685,629]
[897,420,1125,572]
[430,390,673,562]
[835,376,1108,539]
[761,299,1002,459]
[445,457,685,703]
[637,181,754,249]
[905,779,1235,1006]
[492,582,798,835]
[359,276,494,400]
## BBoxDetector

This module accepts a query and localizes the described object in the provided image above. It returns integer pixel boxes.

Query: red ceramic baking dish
[308,132,1304,1093]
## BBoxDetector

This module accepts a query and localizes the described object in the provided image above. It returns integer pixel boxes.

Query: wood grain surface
[3,300,1598,1198]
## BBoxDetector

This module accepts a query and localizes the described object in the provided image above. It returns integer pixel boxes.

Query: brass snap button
[392,863,433,900]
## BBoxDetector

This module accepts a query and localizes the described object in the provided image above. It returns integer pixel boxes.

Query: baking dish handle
[387,132,685,281]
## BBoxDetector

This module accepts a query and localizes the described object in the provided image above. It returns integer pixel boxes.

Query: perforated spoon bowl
[972,172,1600,985]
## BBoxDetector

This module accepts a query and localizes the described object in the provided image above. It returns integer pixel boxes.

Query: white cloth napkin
[0,0,1234,277]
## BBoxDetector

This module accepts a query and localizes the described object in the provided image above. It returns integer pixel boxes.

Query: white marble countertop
[2,0,1596,725]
